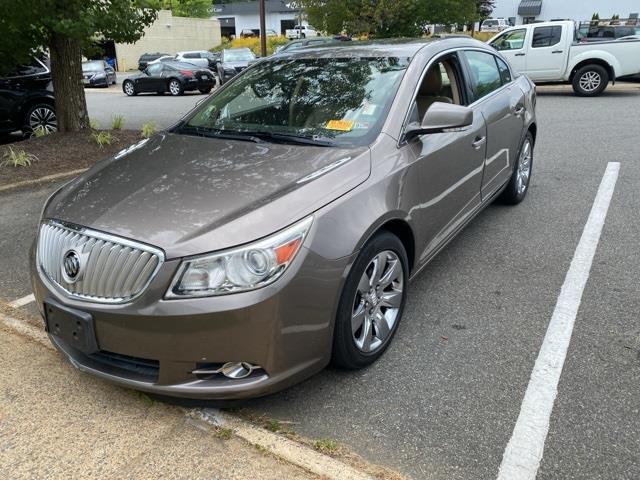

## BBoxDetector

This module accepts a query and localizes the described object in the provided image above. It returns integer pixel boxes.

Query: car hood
[45,133,370,259]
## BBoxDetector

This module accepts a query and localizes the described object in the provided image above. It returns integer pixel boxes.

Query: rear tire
[572,64,608,96]
[332,231,408,369]
[498,131,534,205]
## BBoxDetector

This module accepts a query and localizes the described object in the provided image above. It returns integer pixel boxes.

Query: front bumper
[31,239,353,400]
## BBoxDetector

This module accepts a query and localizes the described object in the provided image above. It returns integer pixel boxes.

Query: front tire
[572,64,608,96]
[123,80,136,96]
[332,231,408,369]
[168,79,183,96]
[498,131,534,205]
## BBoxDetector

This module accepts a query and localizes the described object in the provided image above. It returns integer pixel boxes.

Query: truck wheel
[572,64,609,96]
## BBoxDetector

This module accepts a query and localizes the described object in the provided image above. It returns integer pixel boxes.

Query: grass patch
[0,147,37,168]
[313,438,338,454]
[141,122,157,138]
[111,115,125,130]
[254,443,268,454]
[89,118,100,130]
[92,130,113,148]
[32,126,50,138]
[214,427,234,440]
[136,391,155,406]
[264,419,282,433]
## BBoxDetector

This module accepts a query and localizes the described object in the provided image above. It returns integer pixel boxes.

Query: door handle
[551,50,563,54]
[515,53,525,57]
[472,136,486,150]
[512,106,525,117]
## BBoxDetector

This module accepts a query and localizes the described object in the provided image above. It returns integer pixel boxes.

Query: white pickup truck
[285,25,320,40]
[488,20,640,96]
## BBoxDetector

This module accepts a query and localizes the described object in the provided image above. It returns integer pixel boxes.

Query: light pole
[259,0,267,57]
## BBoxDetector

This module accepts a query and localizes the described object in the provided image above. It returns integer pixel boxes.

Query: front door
[489,28,527,74]
[404,54,486,264]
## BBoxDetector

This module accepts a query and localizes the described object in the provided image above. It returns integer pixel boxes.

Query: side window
[463,51,502,101]
[146,63,162,75]
[496,57,512,84]
[491,29,526,51]
[411,55,464,122]
[532,26,562,48]
[184,52,199,59]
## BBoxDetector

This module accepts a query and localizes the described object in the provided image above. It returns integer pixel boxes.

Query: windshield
[224,49,255,62]
[178,56,409,147]
[82,61,104,72]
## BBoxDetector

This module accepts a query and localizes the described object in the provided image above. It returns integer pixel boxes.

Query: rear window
[532,26,562,48]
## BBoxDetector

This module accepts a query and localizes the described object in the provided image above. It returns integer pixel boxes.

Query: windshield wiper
[234,130,334,147]
[175,125,263,143]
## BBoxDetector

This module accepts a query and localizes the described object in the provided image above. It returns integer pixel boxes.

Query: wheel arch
[568,58,615,84]
[354,216,416,274]
[20,96,56,127]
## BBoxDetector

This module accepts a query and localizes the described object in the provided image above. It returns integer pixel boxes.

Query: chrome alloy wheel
[351,250,404,353]
[169,80,181,95]
[516,138,532,195]
[579,71,601,93]
[29,107,57,134]
[123,81,135,96]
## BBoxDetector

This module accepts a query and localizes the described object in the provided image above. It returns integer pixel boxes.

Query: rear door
[524,25,567,81]
[461,50,525,199]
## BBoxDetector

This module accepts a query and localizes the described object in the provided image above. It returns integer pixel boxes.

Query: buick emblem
[62,250,81,283]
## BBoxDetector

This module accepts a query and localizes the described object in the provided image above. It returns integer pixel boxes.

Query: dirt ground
[0,130,141,187]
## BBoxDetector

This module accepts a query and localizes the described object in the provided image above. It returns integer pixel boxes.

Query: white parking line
[8,294,35,308]
[497,162,620,480]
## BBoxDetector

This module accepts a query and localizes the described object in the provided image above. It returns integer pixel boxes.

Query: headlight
[167,216,313,298]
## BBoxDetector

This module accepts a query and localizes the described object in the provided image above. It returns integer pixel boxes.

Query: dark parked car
[122,61,215,96]
[273,36,346,55]
[32,38,536,400]
[0,57,56,136]
[215,48,256,84]
[82,60,117,88]
[137,52,170,71]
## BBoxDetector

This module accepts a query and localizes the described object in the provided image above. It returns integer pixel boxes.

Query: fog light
[221,362,255,379]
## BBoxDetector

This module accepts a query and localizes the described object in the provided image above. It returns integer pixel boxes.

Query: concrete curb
[192,409,375,480]
[0,306,378,480]
[0,169,86,194]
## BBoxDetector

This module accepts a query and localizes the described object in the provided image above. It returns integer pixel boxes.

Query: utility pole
[259,0,267,57]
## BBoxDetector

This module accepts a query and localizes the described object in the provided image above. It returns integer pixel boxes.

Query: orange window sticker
[325,120,354,131]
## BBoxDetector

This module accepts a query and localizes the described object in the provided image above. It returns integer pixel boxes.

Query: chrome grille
[37,220,164,303]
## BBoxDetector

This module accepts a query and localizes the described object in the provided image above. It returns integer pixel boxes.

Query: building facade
[491,0,640,25]
[213,1,302,38]
[114,10,221,71]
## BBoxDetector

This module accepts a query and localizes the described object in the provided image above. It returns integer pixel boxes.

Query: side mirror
[405,102,473,139]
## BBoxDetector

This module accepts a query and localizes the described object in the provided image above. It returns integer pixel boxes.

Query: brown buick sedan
[31,37,536,399]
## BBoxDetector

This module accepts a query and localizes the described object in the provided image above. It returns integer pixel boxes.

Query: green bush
[92,130,113,148]
[111,115,125,130]
[141,122,157,138]
[0,147,37,167]
[211,35,290,56]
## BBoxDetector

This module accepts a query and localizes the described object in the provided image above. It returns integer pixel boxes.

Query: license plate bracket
[44,299,98,355]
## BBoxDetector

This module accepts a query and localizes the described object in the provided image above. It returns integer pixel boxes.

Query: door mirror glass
[406,102,473,138]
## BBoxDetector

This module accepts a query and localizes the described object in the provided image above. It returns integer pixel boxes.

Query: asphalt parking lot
[1,89,639,479]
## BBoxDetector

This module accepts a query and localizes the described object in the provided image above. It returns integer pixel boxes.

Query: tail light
[179,70,194,77]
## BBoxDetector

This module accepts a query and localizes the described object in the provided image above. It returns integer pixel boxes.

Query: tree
[0,1,158,133]
[476,0,495,20]
[161,0,213,18]
[299,0,478,37]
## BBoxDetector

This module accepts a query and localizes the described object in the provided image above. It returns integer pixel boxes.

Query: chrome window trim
[397,47,464,145]
[36,219,165,304]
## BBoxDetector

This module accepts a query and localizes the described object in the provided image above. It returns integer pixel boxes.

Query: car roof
[161,61,202,69]
[277,37,486,59]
